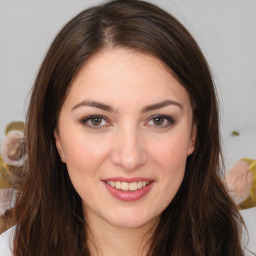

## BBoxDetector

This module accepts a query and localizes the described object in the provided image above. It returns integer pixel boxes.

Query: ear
[54,129,65,162]
[187,125,196,156]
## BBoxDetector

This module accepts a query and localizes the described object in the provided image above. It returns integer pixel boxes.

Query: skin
[55,48,195,256]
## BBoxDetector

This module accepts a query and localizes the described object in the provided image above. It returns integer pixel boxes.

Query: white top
[0,209,255,256]
[241,207,256,254]
[0,225,14,256]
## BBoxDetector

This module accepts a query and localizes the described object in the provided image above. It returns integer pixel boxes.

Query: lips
[102,178,154,201]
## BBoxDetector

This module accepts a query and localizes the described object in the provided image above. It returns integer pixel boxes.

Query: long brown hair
[13,0,245,255]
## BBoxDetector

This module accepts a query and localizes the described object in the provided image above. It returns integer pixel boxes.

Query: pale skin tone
[55,48,196,256]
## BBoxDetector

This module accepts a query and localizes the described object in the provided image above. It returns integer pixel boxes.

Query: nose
[110,126,148,171]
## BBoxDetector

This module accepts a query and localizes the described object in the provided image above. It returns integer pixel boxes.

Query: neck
[85,215,158,256]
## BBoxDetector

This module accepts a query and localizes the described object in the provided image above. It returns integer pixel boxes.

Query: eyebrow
[71,99,182,112]
[71,100,115,112]
[141,100,183,113]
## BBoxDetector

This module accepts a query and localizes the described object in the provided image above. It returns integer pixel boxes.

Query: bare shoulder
[0,225,15,256]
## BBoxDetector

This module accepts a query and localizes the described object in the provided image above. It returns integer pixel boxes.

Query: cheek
[149,133,189,190]
[151,134,190,167]
[61,135,111,200]
[145,137,188,215]
[62,134,111,175]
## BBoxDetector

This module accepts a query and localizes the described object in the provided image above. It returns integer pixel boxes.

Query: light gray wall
[0,0,256,168]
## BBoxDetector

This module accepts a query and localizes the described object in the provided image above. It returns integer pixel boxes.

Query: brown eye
[145,115,174,128]
[90,117,103,126]
[152,117,165,126]
[81,115,109,129]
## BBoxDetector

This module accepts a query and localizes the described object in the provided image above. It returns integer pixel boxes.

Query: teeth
[137,181,142,189]
[106,181,150,191]
[116,181,121,189]
[121,182,129,191]
[129,182,137,191]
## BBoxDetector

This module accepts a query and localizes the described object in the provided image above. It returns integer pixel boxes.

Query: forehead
[64,48,191,110]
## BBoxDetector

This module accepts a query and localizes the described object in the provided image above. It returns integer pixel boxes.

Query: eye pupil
[91,117,102,126]
[153,117,164,125]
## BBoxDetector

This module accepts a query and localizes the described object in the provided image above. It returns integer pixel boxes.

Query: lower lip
[103,182,154,202]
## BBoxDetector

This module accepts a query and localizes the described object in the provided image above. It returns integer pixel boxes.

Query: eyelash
[145,114,175,128]
[80,115,110,129]
[80,114,175,129]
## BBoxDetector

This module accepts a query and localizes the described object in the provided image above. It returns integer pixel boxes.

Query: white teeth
[106,181,150,191]
[129,182,137,191]
[121,182,129,191]
[137,181,142,189]
[116,181,121,189]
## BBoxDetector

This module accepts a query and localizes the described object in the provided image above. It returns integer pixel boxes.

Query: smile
[103,178,154,201]
[105,181,150,191]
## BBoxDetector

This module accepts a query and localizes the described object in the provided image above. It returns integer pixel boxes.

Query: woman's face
[55,48,195,230]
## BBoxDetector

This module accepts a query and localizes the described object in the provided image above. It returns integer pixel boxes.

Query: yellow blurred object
[0,121,25,189]
[238,158,256,210]
[0,157,11,188]
[5,121,24,135]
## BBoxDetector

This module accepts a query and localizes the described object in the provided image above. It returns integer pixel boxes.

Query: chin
[104,210,160,230]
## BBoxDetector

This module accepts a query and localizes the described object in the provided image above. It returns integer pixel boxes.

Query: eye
[81,115,110,129]
[146,115,174,128]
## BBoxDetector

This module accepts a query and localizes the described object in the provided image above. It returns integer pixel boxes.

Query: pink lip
[102,178,154,202]
[103,177,153,182]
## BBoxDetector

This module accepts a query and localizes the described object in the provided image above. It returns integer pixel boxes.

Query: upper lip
[102,177,154,183]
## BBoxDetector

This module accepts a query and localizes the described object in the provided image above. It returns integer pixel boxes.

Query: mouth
[102,178,154,201]
[104,181,151,192]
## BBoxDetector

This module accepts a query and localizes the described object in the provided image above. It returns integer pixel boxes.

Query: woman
[0,0,249,255]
